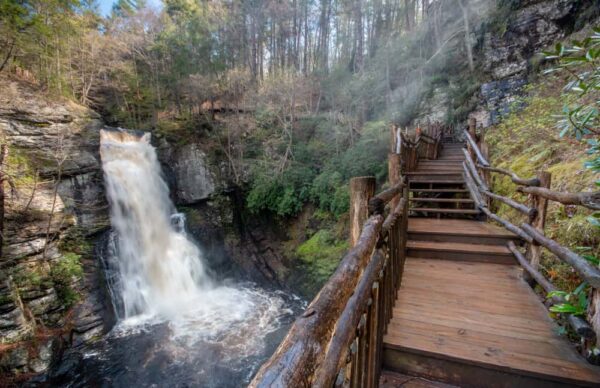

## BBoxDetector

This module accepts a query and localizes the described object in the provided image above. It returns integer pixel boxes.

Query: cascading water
[100,129,213,319]
[42,129,302,387]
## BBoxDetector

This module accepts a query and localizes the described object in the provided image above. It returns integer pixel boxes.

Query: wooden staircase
[381,142,600,387]
[409,143,480,218]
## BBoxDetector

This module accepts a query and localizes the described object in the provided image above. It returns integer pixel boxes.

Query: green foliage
[543,28,600,139]
[247,164,316,217]
[543,26,600,263]
[58,227,93,256]
[296,229,348,285]
[51,252,83,307]
[548,282,589,316]
[247,119,388,218]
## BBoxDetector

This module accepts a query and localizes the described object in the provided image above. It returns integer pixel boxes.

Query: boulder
[172,144,216,204]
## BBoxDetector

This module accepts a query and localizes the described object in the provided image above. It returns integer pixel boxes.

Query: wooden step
[409,188,468,193]
[406,240,515,264]
[416,164,462,168]
[410,198,474,203]
[408,218,518,245]
[409,178,464,184]
[410,208,479,217]
[406,171,462,176]
[383,258,600,387]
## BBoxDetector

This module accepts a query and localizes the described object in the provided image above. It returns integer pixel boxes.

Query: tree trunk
[457,0,474,72]
[0,144,7,260]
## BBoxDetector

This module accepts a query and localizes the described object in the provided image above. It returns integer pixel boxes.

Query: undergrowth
[487,75,598,292]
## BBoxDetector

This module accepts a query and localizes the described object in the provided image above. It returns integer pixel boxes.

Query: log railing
[394,123,444,172]
[250,168,410,387]
[251,122,448,387]
[462,119,600,353]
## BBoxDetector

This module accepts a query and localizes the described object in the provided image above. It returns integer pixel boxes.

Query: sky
[97,0,162,17]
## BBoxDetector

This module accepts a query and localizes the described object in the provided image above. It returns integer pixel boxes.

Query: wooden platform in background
[382,257,600,387]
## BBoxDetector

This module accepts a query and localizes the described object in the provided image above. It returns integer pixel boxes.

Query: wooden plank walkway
[382,218,600,387]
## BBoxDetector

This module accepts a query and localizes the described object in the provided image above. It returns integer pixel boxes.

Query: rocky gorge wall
[0,76,110,377]
[416,0,599,128]
[473,0,600,127]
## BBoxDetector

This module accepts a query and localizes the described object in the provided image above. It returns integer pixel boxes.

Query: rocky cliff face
[473,0,599,126]
[0,77,111,377]
[415,0,599,128]
[156,139,290,287]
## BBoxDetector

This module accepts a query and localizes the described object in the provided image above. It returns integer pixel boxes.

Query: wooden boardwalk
[381,142,600,387]
[251,128,600,388]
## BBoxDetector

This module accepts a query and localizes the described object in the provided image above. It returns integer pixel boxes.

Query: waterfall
[100,129,212,319]
[47,128,301,386]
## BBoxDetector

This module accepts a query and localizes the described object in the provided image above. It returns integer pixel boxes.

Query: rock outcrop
[475,0,599,126]
[0,76,110,376]
[172,144,216,204]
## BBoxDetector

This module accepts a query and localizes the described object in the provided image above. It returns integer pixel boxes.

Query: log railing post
[526,171,551,276]
[350,177,376,246]
[468,117,477,162]
[388,153,401,208]
[478,125,491,209]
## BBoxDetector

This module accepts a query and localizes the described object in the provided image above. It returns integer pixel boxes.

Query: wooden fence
[463,118,600,351]
[250,124,446,387]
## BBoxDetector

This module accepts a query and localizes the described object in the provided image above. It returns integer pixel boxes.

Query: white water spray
[99,129,297,367]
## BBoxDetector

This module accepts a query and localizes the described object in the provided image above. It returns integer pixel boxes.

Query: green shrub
[51,252,83,307]
[296,229,348,285]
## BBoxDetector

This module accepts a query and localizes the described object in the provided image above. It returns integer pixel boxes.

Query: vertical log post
[0,144,7,260]
[388,153,401,208]
[479,125,491,209]
[390,124,399,154]
[468,117,477,162]
[349,176,376,246]
[526,171,551,281]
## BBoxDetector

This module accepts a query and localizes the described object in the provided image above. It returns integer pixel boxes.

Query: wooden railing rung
[518,186,600,211]
[521,223,600,288]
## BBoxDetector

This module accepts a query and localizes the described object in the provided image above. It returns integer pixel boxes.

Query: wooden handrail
[462,148,489,191]
[520,223,600,288]
[382,197,406,231]
[478,165,540,187]
[461,118,599,346]
[252,156,414,386]
[313,249,385,386]
[480,189,537,220]
[249,215,383,387]
[369,181,405,215]
[507,242,595,340]
[517,186,600,211]
[463,129,489,166]
[479,206,534,244]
